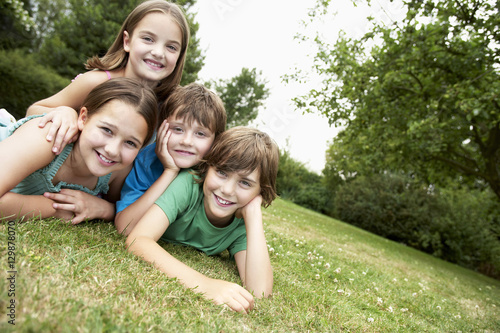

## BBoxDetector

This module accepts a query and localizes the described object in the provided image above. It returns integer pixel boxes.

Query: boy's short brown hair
[197,127,279,207]
[159,83,226,137]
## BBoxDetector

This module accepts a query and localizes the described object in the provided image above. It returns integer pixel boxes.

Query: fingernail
[47,135,53,141]
[52,147,58,153]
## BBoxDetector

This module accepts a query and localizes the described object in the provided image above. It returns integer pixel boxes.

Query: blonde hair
[85,0,190,101]
[197,127,280,207]
[82,78,158,146]
[160,83,226,137]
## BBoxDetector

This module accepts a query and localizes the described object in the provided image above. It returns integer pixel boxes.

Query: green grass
[1,198,499,332]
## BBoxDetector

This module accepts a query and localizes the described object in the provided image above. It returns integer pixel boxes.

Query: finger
[238,288,255,311]
[44,192,74,203]
[52,203,77,212]
[52,128,70,154]
[38,114,54,129]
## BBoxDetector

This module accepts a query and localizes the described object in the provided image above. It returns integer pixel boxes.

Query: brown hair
[82,78,158,146]
[85,0,189,101]
[160,82,226,137]
[197,127,279,207]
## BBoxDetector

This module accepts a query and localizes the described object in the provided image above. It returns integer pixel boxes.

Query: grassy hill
[1,198,499,332]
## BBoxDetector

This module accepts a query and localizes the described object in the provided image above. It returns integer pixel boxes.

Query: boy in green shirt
[126,127,279,313]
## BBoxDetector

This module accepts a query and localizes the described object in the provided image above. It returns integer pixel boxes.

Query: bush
[0,49,69,119]
[277,149,334,215]
[334,173,500,278]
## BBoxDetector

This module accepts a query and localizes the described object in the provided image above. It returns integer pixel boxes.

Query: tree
[207,68,269,128]
[0,0,35,50]
[288,0,500,199]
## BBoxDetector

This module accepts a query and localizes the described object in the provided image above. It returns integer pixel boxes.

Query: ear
[77,107,89,131]
[123,31,131,52]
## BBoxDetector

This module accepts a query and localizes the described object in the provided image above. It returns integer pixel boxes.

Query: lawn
[1,198,499,332]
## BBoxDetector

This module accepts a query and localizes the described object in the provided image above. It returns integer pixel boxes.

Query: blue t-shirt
[116,142,164,213]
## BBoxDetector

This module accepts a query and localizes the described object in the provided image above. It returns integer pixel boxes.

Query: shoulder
[71,70,115,89]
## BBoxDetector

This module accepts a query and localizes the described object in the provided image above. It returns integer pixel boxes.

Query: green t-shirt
[155,170,247,257]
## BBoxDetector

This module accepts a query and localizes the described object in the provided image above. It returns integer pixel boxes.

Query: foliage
[0,49,68,119]
[0,0,35,49]
[288,0,500,199]
[277,148,334,215]
[207,68,269,128]
[334,172,500,278]
[1,199,499,331]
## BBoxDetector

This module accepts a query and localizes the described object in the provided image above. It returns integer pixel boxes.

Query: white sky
[191,0,406,173]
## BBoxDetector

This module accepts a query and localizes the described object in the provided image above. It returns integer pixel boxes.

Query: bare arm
[0,119,61,220]
[115,122,180,235]
[126,205,255,313]
[26,71,111,154]
[234,195,273,298]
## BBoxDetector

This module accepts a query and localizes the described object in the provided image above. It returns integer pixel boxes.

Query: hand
[198,277,255,313]
[235,195,263,220]
[44,189,113,224]
[155,120,179,171]
[38,107,79,155]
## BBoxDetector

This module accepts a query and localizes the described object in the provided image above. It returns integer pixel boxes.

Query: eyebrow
[100,121,143,145]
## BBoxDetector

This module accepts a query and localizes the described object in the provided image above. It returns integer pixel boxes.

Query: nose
[104,139,121,158]
[151,44,164,58]
[180,132,193,146]
[220,179,236,196]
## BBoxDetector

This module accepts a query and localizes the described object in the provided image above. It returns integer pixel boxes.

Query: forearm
[115,169,178,234]
[243,210,273,298]
[126,236,209,290]
[0,192,56,221]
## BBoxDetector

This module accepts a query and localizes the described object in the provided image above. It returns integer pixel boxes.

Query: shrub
[334,173,500,278]
[0,49,68,119]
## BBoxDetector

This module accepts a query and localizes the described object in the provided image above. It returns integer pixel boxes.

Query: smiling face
[166,115,215,169]
[123,12,182,84]
[76,99,148,177]
[203,167,261,227]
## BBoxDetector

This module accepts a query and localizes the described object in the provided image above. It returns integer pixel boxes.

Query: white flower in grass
[388,306,393,313]
[362,271,367,275]
[377,298,383,306]
[436,306,441,310]
[454,314,461,319]
[334,267,341,274]
[349,278,354,282]
[412,293,418,297]
[269,248,274,252]
[337,289,344,295]
[401,308,408,312]
[338,248,343,251]
[392,278,397,282]
[404,278,408,282]
[315,274,320,280]
[367,318,374,323]
[333,278,339,283]
[324,263,330,269]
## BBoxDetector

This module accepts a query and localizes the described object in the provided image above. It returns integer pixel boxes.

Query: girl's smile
[74,99,148,178]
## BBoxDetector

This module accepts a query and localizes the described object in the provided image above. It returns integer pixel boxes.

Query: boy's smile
[203,167,261,227]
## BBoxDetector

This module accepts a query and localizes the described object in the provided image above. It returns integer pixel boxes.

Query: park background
[0,0,499,331]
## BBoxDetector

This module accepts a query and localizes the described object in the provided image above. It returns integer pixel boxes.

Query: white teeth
[216,196,232,205]
[99,154,113,163]
[146,60,162,68]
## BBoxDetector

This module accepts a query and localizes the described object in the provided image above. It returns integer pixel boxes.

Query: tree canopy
[288,0,500,199]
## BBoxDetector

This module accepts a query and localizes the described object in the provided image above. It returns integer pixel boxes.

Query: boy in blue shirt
[126,127,279,313]
[115,83,226,234]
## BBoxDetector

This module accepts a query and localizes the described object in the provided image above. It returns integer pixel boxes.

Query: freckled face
[203,167,261,226]
[77,100,148,177]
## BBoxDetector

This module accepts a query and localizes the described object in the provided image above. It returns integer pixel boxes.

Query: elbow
[114,212,133,236]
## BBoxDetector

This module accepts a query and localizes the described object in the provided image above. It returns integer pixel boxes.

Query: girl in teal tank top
[0,78,157,224]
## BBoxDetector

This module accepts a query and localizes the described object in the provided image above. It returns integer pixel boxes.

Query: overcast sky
[191,0,406,173]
